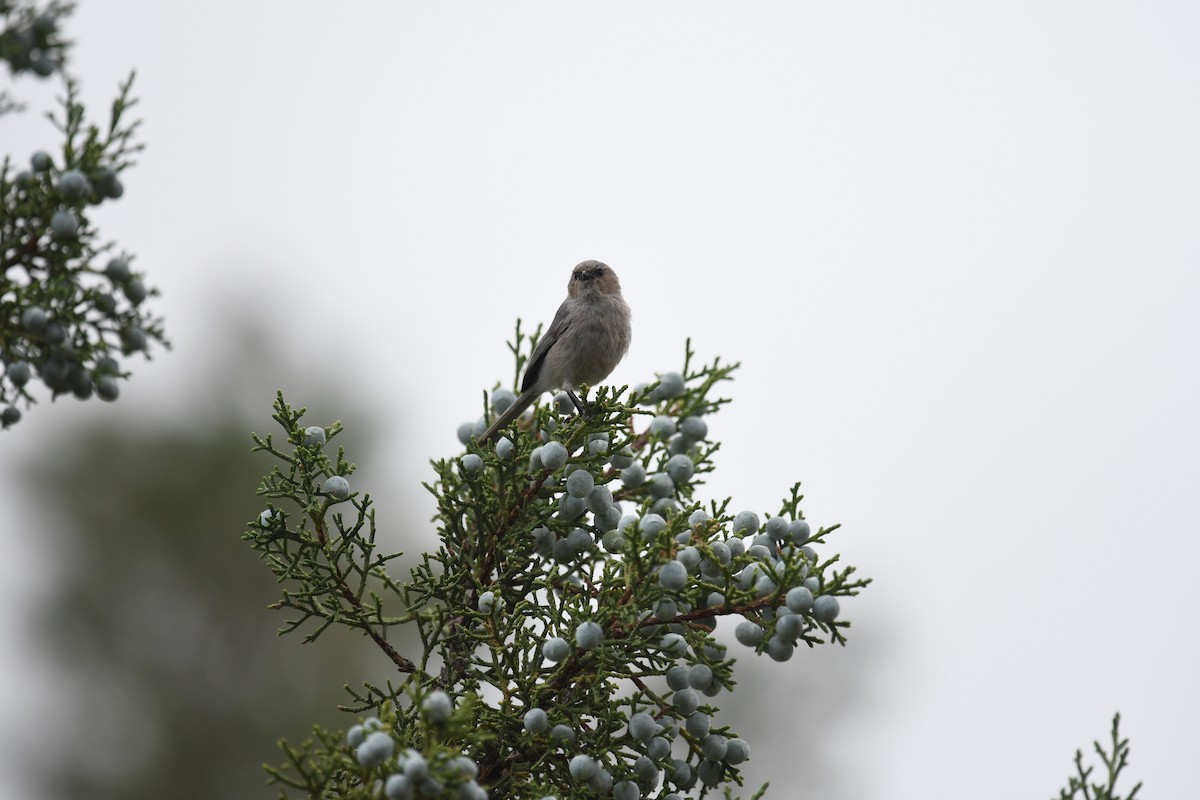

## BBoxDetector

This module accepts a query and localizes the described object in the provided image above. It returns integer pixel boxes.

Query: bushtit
[479,260,632,442]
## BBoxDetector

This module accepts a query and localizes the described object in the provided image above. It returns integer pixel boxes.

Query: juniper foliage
[244,328,870,799]
[1,1,166,428]
[1055,714,1142,800]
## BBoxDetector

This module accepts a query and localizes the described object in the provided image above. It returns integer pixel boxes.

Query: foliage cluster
[1,0,166,429]
[244,330,870,799]
[1054,714,1141,800]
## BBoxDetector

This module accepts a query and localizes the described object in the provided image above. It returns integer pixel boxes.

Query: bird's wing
[521,299,572,393]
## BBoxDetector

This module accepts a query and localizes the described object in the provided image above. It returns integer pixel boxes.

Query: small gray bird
[480,260,632,442]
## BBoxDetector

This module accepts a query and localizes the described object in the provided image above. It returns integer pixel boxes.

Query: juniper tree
[244,327,871,799]
[1,1,166,429]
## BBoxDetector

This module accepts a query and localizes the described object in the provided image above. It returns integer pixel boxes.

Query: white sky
[3,2,1198,798]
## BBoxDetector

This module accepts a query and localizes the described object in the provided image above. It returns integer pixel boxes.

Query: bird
[479,260,632,443]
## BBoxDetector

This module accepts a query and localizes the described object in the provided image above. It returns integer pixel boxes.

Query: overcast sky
[3,2,1198,798]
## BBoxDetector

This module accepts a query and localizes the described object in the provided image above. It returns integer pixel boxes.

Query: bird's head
[568,260,622,298]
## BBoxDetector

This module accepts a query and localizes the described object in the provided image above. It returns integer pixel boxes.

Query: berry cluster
[344,700,489,800]
[0,4,64,79]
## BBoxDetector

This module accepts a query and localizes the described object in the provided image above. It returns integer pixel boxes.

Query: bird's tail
[478,388,539,443]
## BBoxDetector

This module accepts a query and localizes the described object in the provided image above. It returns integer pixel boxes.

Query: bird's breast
[564,298,632,387]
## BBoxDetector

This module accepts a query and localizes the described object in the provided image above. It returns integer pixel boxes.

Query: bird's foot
[566,389,590,418]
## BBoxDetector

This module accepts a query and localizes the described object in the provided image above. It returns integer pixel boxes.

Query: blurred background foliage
[4,320,426,800]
